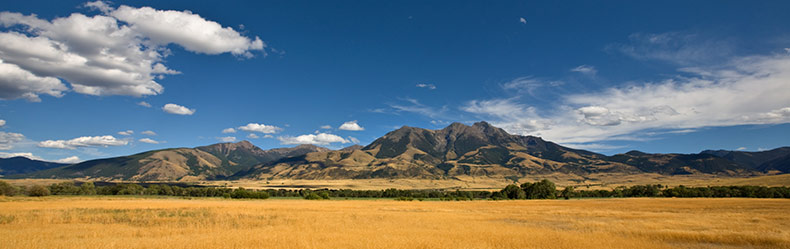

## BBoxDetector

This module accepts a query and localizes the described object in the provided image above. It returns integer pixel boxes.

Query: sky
[1,0,789,163]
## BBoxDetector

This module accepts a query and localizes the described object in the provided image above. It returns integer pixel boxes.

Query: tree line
[2,179,790,200]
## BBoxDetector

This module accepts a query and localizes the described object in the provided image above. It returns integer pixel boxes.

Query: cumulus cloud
[238,123,282,133]
[0,119,5,127]
[0,2,263,101]
[118,130,133,136]
[462,54,790,144]
[140,130,157,136]
[0,59,67,101]
[416,83,436,90]
[348,136,360,144]
[38,135,128,149]
[54,156,81,164]
[0,131,25,150]
[138,138,160,144]
[221,128,236,134]
[162,103,195,115]
[570,65,597,75]
[137,101,152,107]
[338,120,364,131]
[217,136,236,142]
[519,17,526,24]
[320,125,331,129]
[278,133,349,145]
[246,133,259,139]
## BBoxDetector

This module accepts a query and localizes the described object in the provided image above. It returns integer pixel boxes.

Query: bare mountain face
[20,141,329,181]
[242,122,640,180]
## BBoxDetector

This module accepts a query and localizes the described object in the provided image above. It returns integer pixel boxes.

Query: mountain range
[2,121,789,181]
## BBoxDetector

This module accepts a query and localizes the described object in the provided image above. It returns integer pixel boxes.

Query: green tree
[79,182,96,195]
[0,180,19,196]
[501,184,526,199]
[561,186,575,200]
[28,185,50,197]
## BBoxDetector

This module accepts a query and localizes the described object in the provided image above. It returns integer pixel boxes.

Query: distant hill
[17,141,328,181]
[0,157,69,176]
[8,122,790,181]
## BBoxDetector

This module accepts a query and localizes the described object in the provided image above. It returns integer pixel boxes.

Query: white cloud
[338,120,364,131]
[138,138,160,144]
[54,156,81,164]
[0,2,262,101]
[462,54,790,144]
[238,123,282,133]
[140,130,157,136]
[570,65,597,75]
[0,131,25,150]
[736,147,747,151]
[0,119,5,127]
[118,130,133,136]
[416,83,436,90]
[221,128,237,134]
[348,136,360,144]
[320,125,332,129]
[263,134,273,138]
[137,101,152,107]
[162,103,195,115]
[0,59,67,101]
[519,17,526,24]
[0,152,41,160]
[218,136,236,142]
[278,133,349,145]
[38,135,128,149]
[247,133,259,139]
[110,4,264,57]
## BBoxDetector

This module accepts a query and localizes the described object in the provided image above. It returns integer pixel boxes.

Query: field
[1,197,788,249]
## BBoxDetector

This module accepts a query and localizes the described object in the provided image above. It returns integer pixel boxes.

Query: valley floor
[0,196,788,249]
[203,173,790,191]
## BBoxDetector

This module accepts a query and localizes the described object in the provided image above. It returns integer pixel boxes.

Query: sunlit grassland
[0,196,788,249]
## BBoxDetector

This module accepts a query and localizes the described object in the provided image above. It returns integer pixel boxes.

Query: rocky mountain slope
[18,141,328,181]
[243,122,788,180]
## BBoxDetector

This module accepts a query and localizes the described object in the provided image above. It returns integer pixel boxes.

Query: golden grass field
[1,196,788,249]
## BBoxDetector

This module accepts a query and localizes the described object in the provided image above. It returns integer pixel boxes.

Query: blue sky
[1,0,789,163]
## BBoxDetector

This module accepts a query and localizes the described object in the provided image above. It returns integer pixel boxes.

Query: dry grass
[0,197,788,249]
[5,173,790,191]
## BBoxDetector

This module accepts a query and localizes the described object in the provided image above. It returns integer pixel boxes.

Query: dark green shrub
[28,185,50,197]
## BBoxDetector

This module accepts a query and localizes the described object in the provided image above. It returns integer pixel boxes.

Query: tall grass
[0,197,788,248]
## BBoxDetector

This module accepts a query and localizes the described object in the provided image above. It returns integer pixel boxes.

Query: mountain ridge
[5,122,789,181]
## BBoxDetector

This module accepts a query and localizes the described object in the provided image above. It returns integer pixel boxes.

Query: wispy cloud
[570,65,597,76]
[461,54,790,144]
[609,32,734,65]
[389,98,448,119]
[416,83,436,90]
